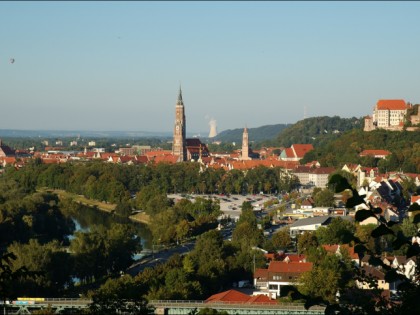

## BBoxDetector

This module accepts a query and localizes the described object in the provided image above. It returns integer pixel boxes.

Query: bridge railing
[149,300,325,311]
[14,298,91,306]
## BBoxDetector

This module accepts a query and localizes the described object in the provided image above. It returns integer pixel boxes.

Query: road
[126,240,195,276]
[126,193,297,276]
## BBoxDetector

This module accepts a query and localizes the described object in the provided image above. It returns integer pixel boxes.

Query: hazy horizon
[2,2,420,133]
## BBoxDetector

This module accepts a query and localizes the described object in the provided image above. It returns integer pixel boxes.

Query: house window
[269,284,278,290]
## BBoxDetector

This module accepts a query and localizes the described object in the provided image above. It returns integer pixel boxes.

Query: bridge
[150,300,325,315]
[3,298,326,314]
[4,298,91,314]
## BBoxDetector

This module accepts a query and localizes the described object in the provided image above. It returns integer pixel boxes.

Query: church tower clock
[172,87,187,161]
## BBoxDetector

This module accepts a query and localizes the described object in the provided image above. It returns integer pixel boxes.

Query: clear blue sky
[1,1,420,134]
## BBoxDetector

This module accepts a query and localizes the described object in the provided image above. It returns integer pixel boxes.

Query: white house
[289,216,332,236]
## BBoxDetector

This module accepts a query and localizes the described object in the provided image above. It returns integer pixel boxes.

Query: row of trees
[5,161,299,212]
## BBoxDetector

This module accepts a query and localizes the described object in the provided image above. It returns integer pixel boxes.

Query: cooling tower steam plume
[208,119,218,138]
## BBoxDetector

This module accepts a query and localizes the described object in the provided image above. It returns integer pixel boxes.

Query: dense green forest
[300,129,420,173]
[273,116,363,148]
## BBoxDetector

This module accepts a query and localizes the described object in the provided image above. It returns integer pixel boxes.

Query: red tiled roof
[310,167,335,175]
[206,290,251,303]
[376,99,408,111]
[283,254,307,263]
[254,268,269,279]
[135,155,149,163]
[153,154,179,164]
[0,157,16,164]
[268,261,313,273]
[229,159,298,170]
[292,144,314,158]
[360,150,391,157]
[119,156,133,163]
[206,290,277,304]
[247,295,277,304]
[293,165,312,173]
[322,244,359,260]
[144,150,172,158]
[283,148,295,158]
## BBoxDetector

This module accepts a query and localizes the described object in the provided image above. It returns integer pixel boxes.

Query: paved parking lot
[168,193,277,220]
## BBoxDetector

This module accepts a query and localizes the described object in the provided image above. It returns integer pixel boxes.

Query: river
[66,204,153,256]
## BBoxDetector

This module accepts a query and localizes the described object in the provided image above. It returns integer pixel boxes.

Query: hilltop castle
[364,99,420,131]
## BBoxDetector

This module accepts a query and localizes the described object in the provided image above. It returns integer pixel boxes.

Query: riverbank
[130,212,151,224]
[39,188,150,224]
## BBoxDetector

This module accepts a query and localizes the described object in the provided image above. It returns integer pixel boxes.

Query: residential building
[253,261,313,298]
[291,166,335,188]
[384,256,418,281]
[359,150,391,159]
[119,147,136,156]
[356,265,390,290]
[132,145,152,155]
[322,244,359,266]
[279,144,314,162]
[289,216,332,236]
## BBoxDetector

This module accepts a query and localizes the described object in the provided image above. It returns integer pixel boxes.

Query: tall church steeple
[176,86,184,106]
[172,86,187,161]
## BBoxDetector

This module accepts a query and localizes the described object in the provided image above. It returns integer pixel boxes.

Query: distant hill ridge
[213,116,363,145]
[213,124,290,143]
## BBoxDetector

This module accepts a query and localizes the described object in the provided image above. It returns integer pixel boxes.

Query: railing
[149,300,325,311]
[13,298,91,306]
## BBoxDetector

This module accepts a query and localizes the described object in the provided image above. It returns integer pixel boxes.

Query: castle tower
[172,86,187,161]
[241,126,250,160]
